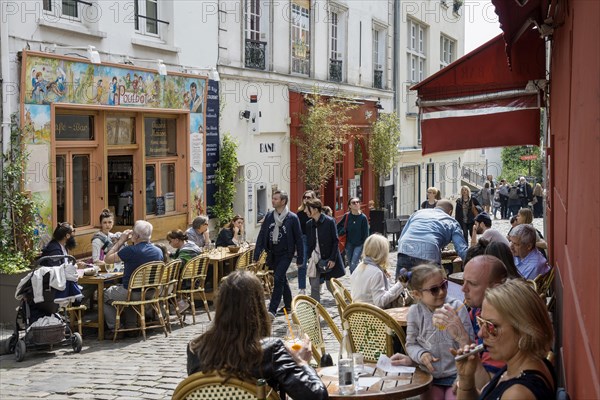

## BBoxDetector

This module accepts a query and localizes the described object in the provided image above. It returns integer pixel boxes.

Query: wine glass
[353,353,365,390]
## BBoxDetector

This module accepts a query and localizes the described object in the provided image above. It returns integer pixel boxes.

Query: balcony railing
[373,70,383,89]
[329,59,343,82]
[245,39,267,70]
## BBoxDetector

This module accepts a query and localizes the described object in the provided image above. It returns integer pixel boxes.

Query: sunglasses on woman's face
[476,315,499,337]
[303,195,312,199]
[420,279,448,296]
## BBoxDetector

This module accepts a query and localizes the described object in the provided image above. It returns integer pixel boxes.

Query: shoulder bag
[471,200,480,217]
[338,213,349,253]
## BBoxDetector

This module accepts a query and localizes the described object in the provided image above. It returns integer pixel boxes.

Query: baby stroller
[6,255,84,362]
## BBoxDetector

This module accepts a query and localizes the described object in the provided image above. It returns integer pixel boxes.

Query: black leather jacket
[187,337,328,400]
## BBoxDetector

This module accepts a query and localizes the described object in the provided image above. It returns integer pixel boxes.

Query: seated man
[186,215,210,249]
[103,220,164,336]
[508,224,550,279]
[471,212,510,247]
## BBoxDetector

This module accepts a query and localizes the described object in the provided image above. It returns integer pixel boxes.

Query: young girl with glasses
[404,264,474,400]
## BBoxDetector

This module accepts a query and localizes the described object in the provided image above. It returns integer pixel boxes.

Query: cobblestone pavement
[0,218,543,399]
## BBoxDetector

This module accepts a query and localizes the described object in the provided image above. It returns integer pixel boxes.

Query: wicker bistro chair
[330,278,352,320]
[177,254,211,324]
[252,251,273,296]
[112,261,168,341]
[291,295,343,365]
[235,248,254,271]
[342,302,407,363]
[158,259,183,332]
[172,371,280,400]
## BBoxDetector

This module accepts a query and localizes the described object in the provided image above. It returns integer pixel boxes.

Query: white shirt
[350,262,403,309]
[481,228,511,247]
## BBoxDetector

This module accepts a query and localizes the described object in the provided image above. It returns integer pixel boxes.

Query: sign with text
[205,80,220,217]
[55,115,94,141]
[520,154,538,161]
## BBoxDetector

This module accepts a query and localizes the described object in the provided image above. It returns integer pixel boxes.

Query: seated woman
[91,209,122,266]
[350,234,404,309]
[484,241,521,279]
[187,270,328,400]
[216,215,244,247]
[167,230,202,266]
[454,279,555,399]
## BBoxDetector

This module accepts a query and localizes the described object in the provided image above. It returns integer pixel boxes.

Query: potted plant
[0,115,39,326]
[210,133,240,228]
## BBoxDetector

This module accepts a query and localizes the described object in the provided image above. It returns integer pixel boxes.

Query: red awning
[411,27,546,155]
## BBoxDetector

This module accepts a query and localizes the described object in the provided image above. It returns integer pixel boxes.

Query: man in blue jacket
[254,190,304,319]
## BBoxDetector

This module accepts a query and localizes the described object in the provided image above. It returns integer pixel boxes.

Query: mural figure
[46,67,66,101]
[189,82,203,113]
[108,76,118,105]
[32,70,47,104]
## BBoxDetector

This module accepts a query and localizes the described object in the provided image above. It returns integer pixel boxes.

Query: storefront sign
[55,115,94,140]
[259,143,275,153]
[205,80,220,217]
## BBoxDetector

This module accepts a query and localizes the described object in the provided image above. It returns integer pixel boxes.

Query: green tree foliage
[0,115,39,273]
[368,112,401,177]
[211,133,239,227]
[500,146,543,183]
[294,89,357,189]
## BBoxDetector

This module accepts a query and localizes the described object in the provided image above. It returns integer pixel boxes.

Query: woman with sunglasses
[454,279,555,399]
[404,264,474,400]
[297,190,317,295]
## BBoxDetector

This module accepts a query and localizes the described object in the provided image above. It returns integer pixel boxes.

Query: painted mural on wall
[22,52,207,240]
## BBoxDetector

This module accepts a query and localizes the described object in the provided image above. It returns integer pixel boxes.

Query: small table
[78,272,123,340]
[384,307,410,327]
[448,272,464,285]
[318,363,432,399]
[204,245,254,301]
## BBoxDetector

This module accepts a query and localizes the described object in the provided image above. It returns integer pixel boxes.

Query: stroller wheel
[72,333,83,353]
[4,334,17,354]
[14,339,26,362]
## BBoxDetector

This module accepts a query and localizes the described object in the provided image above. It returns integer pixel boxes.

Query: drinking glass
[284,324,304,352]
[105,263,115,273]
[353,353,365,389]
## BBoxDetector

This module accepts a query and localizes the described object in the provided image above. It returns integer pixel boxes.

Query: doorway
[107,155,134,226]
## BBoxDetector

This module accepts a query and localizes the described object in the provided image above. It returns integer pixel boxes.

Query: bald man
[396,199,468,277]
[433,255,508,390]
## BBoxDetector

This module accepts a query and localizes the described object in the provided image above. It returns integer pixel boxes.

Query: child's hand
[420,352,439,373]
[390,353,412,366]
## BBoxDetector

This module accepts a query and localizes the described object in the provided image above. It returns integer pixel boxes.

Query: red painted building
[413,1,599,397]
[288,91,378,220]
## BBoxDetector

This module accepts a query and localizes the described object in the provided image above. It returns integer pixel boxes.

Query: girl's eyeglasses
[420,279,448,296]
[476,315,499,337]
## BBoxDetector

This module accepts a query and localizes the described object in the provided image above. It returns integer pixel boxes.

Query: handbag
[317,259,330,274]
[338,213,349,253]
[471,201,480,217]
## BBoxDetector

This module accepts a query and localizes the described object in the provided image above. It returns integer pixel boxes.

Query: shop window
[55,114,94,141]
[56,152,92,228]
[107,116,135,145]
[144,117,177,216]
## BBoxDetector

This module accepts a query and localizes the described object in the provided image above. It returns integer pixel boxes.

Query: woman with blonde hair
[350,233,404,309]
[532,183,544,218]
[454,279,555,399]
[421,187,441,209]
[455,186,481,241]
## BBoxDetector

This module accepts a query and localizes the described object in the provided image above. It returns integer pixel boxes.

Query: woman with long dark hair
[187,271,328,400]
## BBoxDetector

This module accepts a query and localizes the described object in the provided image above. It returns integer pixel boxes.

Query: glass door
[55,152,92,228]
[107,155,134,225]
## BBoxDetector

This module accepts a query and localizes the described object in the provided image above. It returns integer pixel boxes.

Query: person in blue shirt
[508,224,550,279]
[103,220,163,335]
[396,199,468,278]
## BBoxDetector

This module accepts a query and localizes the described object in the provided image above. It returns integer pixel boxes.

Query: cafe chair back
[291,295,342,364]
[235,248,254,271]
[111,261,168,341]
[342,302,407,362]
[159,259,183,331]
[330,278,352,320]
[172,371,280,400]
[252,251,273,297]
[177,254,211,324]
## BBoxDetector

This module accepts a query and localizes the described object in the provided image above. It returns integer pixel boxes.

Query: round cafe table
[318,363,432,399]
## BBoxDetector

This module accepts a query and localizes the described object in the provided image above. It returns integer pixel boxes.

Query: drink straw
[282,308,295,340]
[455,300,467,313]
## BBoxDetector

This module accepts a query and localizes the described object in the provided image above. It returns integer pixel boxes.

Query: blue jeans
[268,255,293,314]
[297,235,307,290]
[345,243,363,274]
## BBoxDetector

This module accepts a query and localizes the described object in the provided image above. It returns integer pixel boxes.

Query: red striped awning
[411,27,546,155]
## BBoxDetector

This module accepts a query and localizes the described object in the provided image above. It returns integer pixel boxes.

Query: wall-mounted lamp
[375,97,384,110]
[87,46,101,64]
[240,110,251,120]
[157,59,167,76]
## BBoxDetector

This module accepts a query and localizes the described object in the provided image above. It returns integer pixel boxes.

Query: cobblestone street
[0,218,542,399]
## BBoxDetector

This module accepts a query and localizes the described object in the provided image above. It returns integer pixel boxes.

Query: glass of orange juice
[284,324,304,352]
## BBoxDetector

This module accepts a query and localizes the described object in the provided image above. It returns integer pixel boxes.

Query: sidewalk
[0,218,544,399]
